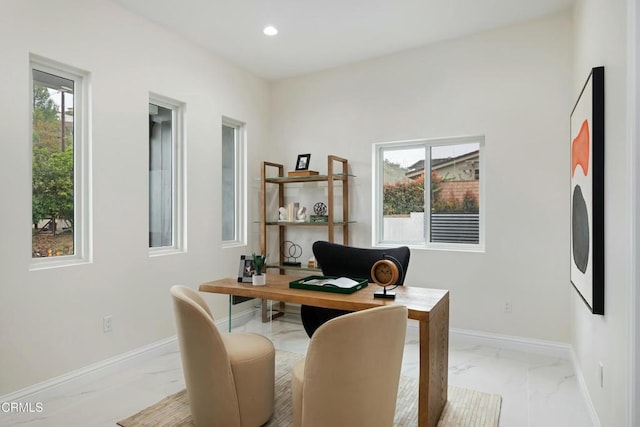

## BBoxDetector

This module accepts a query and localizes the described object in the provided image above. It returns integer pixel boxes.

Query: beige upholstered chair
[292,305,408,427]
[171,285,275,427]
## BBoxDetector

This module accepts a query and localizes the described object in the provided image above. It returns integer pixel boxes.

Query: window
[149,95,184,253]
[373,136,484,250]
[31,56,90,267]
[221,117,246,246]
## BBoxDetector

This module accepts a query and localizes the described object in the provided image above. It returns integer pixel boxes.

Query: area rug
[117,351,501,427]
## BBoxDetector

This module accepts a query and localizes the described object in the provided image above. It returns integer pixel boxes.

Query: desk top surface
[199,274,448,321]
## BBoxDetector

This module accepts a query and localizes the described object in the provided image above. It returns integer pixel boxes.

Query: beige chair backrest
[171,286,241,427]
[301,304,408,427]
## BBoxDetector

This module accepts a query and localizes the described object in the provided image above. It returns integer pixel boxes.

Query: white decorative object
[252,274,266,286]
[296,206,307,222]
[279,207,288,221]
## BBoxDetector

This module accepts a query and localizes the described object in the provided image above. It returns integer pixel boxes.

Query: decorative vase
[252,274,266,286]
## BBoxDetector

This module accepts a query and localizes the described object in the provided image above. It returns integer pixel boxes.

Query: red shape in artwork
[572,119,590,177]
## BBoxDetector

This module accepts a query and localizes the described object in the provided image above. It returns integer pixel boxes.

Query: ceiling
[110,0,573,81]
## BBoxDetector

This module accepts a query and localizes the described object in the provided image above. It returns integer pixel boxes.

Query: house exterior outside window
[31,55,90,269]
[373,136,485,251]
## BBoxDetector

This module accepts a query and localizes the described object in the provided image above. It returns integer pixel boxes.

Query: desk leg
[418,298,449,427]
[228,295,232,332]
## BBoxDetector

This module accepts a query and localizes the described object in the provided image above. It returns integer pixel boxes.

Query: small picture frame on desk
[235,255,255,304]
[237,255,254,283]
[295,153,311,170]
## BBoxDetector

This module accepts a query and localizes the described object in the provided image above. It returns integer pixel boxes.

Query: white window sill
[29,256,92,271]
[149,247,186,257]
[222,241,246,249]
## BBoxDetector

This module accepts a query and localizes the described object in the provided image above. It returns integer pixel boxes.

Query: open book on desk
[289,275,368,294]
[302,277,361,288]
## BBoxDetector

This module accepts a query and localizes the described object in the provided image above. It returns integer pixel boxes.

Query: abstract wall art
[570,66,605,315]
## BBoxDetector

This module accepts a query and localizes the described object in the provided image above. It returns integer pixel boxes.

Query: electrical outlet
[103,315,113,333]
[504,300,512,314]
[599,362,604,387]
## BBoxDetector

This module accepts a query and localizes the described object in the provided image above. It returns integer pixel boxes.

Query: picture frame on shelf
[295,153,311,170]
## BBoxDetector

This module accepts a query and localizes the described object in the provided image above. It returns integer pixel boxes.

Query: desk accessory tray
[289,275,368,294]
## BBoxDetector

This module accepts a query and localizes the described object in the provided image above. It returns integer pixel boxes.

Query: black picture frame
[237,255,254,282]
[234,255,254,304]
[295,154,311,170]
[570,66,605,315]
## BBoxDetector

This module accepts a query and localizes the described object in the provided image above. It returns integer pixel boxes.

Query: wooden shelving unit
[258,155,352,321]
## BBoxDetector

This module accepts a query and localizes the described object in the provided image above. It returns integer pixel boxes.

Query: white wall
[270,12,574,341]
[572,0,632,425]
[4,5,633,423]
[0,0,270,394]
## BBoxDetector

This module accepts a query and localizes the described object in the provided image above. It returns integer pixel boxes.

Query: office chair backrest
[312,241,410,285]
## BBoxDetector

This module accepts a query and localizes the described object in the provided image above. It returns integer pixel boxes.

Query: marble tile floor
[1,311,593,427]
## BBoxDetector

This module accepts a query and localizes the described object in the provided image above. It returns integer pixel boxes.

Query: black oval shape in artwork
[572,185,589,273]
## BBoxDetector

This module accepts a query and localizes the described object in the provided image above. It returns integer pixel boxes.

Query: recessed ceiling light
[263,26,278,36]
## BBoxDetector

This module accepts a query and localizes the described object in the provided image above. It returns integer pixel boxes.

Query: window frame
[221,116,246,247]
[372,135,485,252]
[29,55,91,270]
[148,93,186,256]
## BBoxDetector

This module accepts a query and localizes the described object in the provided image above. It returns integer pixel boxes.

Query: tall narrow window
[149,95,184,253]
[222,117,245,246]
[374,136,484,250]
[31,56,89,266]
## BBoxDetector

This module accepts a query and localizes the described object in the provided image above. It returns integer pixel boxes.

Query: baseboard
[0,336,179,403]
[446,327,572,359]
[569,347,602,427]
[0,309,256,403]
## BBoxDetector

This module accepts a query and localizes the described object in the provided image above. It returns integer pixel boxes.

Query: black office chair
[301,241,410,337]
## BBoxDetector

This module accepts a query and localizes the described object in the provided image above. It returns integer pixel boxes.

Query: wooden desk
[199,275,449,427]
